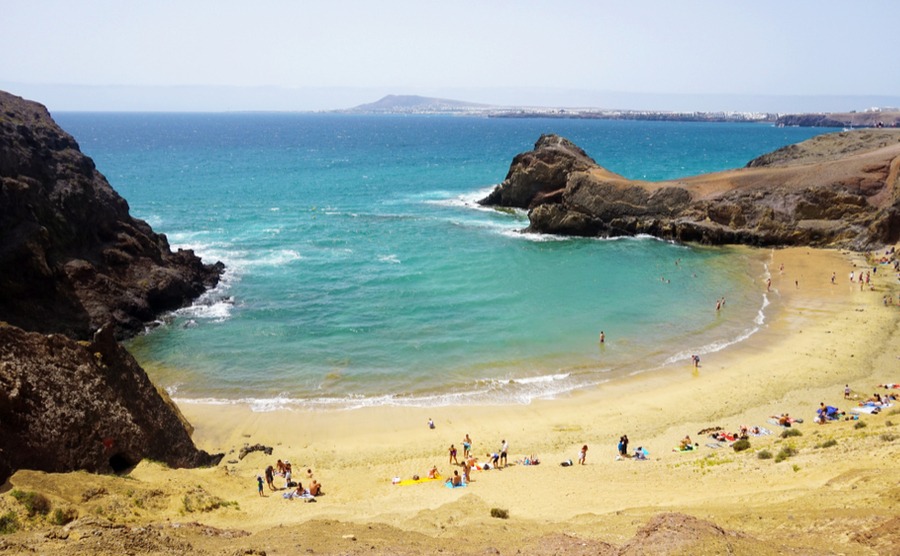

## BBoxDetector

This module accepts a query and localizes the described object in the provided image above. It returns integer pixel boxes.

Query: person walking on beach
[578,444,588,465]
[462,434,472,458]
[500,439,508,468]
[449,444,458,465]
[257,475,265,497]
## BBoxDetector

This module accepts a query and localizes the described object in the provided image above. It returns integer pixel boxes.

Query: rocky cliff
[480,130,900,249]
[0,324,222,484]
[0,91,224,484]
[0,90,223,340]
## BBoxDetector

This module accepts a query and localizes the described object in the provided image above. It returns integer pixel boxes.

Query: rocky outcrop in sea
[480,131,900,249]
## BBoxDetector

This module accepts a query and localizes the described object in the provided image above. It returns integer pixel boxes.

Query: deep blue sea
[54,113,829,409]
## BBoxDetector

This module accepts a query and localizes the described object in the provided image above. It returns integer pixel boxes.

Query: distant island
[341,94,900,127]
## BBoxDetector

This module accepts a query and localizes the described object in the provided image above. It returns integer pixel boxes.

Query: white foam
[663,292,770,365]
[171,371,607,411]
[378,254,401,264]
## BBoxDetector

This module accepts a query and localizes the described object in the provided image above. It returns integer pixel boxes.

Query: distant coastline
[339,94,900,127]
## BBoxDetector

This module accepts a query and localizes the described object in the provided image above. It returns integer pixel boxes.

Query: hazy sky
[2,0,899,112]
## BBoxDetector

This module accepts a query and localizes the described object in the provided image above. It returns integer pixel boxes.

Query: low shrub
[780,428,802,438]
[774,446,798,463]
[0,511,18,534]
[757,450,773,460]
[732,438,751,452]
[50,507,78,526]
[490,508,509,519]
[816,439,838,449]
[854,421,867,429]
[11,490,51,517]
[880,433,897,442]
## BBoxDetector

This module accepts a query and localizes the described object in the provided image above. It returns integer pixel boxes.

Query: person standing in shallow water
[599,331,605,344]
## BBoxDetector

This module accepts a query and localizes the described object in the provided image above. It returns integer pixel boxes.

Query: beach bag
[287,481,297,488]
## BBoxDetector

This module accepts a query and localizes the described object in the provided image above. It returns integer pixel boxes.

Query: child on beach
[257,475,264,496]
[578,445,588,465]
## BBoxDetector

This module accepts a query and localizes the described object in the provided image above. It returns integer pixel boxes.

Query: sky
[2,0,899,112]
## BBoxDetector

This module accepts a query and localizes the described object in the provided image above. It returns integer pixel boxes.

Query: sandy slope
[1,247,899,555]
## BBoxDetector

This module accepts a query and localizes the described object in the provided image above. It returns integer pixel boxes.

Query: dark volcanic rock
[480,131,900,249]
[0,323,223,484]
[0,90,224,340]
[479,134,598,209]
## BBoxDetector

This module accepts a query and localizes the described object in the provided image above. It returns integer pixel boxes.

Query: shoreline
[6,246,899,554]
[158,244,775,410]
[177,246,897,514]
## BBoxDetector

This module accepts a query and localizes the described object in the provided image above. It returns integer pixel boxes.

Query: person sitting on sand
[633,447,648,460]
[679,435,693,451]
[275,459,287,476]
[309,479,322,497]
[867,392,884,404]
[283,482,306,499]
[446,470,462,487]
[777,413,792,427]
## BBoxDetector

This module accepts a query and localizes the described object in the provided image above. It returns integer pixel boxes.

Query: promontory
[480,131,900,249]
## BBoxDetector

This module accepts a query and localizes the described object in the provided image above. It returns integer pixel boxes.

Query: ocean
[54,113,829,409]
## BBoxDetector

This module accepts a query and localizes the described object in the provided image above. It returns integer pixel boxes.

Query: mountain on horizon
[343,94,492,113]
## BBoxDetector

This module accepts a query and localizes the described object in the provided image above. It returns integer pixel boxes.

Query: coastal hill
[0,91,224,483]
[0,90,223,341]
[480,130,900,249]
[775,109,900,128]
[343,94,492,114]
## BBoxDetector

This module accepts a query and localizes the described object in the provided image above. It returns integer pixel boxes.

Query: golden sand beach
[2,247,899,555]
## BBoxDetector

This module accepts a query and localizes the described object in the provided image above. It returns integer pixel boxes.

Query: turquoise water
[55,113,829,408]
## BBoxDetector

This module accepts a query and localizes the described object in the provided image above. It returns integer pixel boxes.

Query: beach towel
[673,445,697,452]
[395,476,442,486]
[750,427,772,436]
[444,481,467,489]
[705,443,722,449]
[850,405,881,414]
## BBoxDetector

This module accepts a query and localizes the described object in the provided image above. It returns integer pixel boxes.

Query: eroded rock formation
[0,90,223,340]
[0,90,224,484]
[480,130,900,249]
[0,324,223,484]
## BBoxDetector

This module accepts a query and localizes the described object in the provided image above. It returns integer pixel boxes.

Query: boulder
[0,323,223,484]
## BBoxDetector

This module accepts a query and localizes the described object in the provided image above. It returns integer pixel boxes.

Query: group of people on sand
[428,434,531,487]
[257,459,323,500]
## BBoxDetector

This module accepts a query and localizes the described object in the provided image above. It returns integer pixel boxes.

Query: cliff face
[480,130,900,249]
[0,324,223,484]
[0,91,223,340]
[0,91,224,484]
